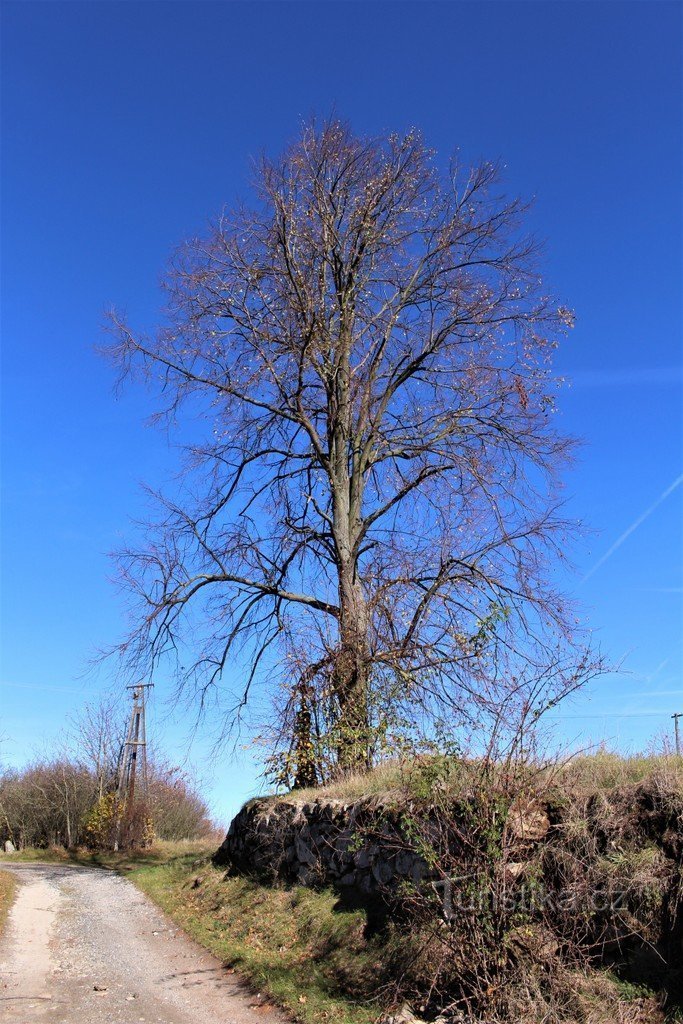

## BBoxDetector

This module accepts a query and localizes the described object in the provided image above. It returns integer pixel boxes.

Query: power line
[545,710,677,720]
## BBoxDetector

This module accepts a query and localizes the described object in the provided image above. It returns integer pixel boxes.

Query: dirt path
[0,862,284,1024]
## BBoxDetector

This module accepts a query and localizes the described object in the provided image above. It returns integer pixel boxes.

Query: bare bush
[147,763,214,840]
[0,759,97,849]
[335,756,683,1021]
[0,754,213,850]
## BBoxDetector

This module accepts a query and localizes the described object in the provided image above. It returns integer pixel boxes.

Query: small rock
[379,1003,422,1024]
[507,800,550,842]
[507,923,558,961]
[295,836,317,866]
[93,984,108,992]
[3,840,15,854]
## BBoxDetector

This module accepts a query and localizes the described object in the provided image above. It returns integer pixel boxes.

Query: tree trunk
[328,345,371,771]
[333,564,370,771]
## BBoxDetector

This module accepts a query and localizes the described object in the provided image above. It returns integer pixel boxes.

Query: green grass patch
[0,845,73,864]
[128,852,380,1024]
[0,838,213,869]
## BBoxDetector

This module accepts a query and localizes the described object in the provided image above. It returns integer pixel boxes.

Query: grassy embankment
[2,751,682,1024]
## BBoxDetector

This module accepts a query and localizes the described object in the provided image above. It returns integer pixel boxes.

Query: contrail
[583,471,683,583]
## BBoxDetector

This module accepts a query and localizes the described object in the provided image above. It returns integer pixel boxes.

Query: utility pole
[114,683,153,849]
[672,713,682,758]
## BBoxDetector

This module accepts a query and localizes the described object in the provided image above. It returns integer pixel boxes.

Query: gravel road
[0,862,284,1024]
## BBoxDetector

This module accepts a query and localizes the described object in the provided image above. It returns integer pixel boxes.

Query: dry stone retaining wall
[213,796,434,896]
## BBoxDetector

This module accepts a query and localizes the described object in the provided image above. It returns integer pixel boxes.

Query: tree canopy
[110,119,599,782]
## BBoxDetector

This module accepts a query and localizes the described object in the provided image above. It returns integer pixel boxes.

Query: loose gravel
[0,862,284,1024]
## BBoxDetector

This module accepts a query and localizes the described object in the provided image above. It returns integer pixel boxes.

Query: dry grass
[283,751,683,808]
[277,761,407,804]
[557,751,683,795]
[0,868,16,936]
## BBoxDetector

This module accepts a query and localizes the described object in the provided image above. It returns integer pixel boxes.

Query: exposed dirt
[0,862,285,1024]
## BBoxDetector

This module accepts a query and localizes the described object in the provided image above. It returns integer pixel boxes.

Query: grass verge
[0,868,17,936]
[129,851,379,1024]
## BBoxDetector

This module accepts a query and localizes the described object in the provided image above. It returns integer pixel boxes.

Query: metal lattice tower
[116,683,153,808]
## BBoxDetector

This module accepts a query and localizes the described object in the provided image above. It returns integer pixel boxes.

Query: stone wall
[213,795,434,896]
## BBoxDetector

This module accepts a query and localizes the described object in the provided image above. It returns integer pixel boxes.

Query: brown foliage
[0,757,213,850]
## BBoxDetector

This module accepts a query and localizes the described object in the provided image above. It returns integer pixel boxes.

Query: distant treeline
[0,698,215,849]
[0,758,214,849]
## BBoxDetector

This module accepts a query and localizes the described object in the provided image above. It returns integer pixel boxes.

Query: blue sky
[1,1,681,824]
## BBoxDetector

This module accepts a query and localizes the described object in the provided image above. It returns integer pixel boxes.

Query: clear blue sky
[1,1,681,824]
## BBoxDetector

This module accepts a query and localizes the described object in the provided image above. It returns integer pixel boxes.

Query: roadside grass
[0,840,379,1024]
[0,868,16,936]
[0,845,73,863]
[129,853,379,1024]
[0,838,213,869]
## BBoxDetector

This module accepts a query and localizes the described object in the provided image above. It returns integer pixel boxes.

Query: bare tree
[110,119,599,777]
[68,696,126,800]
